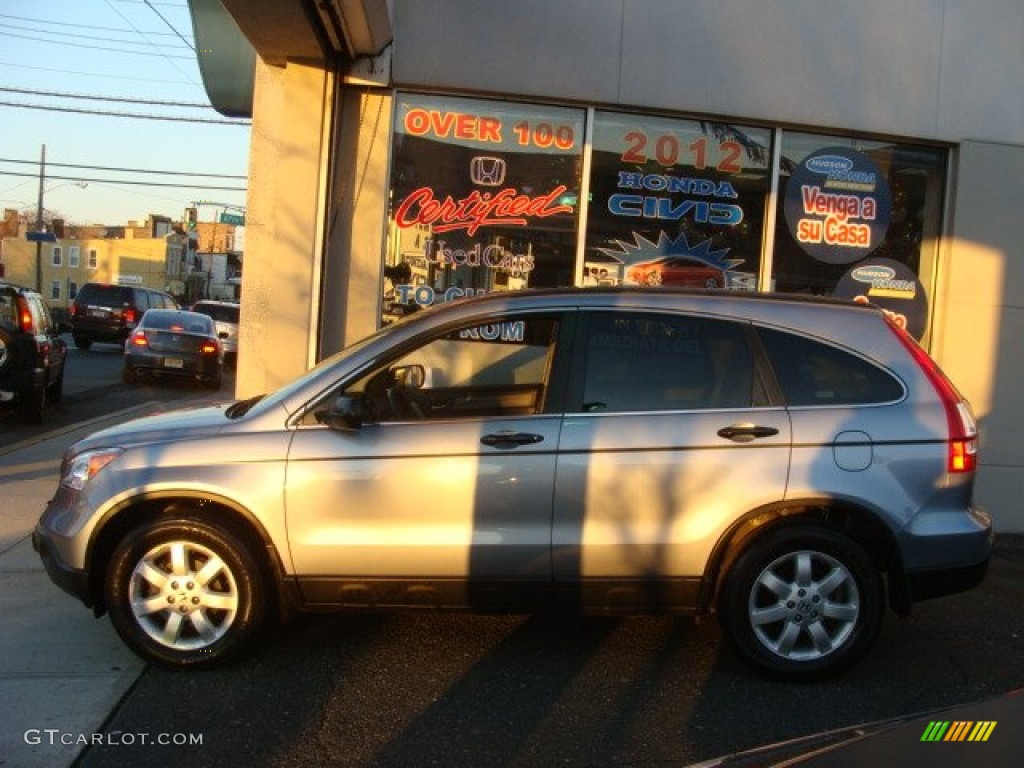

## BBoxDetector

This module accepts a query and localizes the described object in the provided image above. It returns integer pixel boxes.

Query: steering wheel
[386,386,424,420]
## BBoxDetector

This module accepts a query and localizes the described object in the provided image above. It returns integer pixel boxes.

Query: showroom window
[586,112,772,291]
[385,95,948,344]
[773,132,946,340]
[385,94,584,324]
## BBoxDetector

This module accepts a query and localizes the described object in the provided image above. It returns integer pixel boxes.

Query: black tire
[0,325,21,376]
[721,526,883,680]
[19,385,45,423]
[47,369,64,403]
[123,366,138,385]
[104,518,266,668]
[73,335,92,350]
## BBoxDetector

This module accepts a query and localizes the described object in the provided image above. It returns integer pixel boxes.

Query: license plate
[163,358,184,369]
[87,308,108,318]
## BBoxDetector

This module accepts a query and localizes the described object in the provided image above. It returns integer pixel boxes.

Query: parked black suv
[0,281,68,423]
[69,283,178,350]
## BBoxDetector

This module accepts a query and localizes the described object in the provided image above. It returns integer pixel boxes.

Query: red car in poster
[626,256,726,288]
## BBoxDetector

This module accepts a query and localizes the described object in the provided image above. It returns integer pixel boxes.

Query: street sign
[219,212,245,226]
[26,231,57,242]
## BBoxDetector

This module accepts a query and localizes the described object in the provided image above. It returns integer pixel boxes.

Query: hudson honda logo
[470,156,506,186]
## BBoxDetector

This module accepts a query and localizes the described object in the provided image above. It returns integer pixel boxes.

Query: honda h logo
[470,156,506,187]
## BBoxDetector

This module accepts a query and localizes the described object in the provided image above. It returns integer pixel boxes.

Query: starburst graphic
[597,232,742,270]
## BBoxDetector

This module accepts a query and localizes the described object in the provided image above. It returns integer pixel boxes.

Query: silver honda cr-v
[33,288,992,679]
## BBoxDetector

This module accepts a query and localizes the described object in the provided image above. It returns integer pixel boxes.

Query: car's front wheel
[721,526,883,680]
[105,519,266,667]
[19,385,45,423]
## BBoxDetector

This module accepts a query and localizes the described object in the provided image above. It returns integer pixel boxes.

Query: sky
[0,0,251,230]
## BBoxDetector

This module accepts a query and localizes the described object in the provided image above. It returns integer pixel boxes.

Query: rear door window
[757,327,904,406]
[576,312,761,412]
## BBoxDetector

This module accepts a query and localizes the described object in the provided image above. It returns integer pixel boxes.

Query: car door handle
[717,423,780,442]
[480,431,545,448]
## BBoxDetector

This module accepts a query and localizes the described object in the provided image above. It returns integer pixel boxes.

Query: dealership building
[190,0,1024,530]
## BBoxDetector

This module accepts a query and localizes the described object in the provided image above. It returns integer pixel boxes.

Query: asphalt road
[75,542,1023,768]
[4,343,1022,768]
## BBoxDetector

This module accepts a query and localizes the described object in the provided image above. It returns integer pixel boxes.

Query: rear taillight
[130,330,148,348]
[199,340,219,355]
[122,308,138,325]
[885,317,977,473]
[15,297,32,332]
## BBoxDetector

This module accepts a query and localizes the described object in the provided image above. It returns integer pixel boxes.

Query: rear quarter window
[757,327,904,406]
[77,285,132,306]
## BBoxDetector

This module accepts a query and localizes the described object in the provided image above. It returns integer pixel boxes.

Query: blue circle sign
[784,147,892,265]
[834,258,929,340]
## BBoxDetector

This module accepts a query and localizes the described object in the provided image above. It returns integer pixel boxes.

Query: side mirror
[320,395,365,432]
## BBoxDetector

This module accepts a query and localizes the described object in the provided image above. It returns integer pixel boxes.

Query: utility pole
[35,144,46,292]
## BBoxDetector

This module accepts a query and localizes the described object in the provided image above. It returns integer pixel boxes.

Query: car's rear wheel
[105,519,265,667]
[19,385,45,423]
[0,326,19,376]
[722,526,883,680]
[47,369,64,403]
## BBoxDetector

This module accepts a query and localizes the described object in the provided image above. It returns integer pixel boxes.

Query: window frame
[565,309,769,415]
[303,310,576,426]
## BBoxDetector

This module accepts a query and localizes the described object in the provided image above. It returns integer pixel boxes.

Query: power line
[103,0,198,85]
[2,30,194,59]
[0,170,245,192]
[0,13,181,36]
[0,60,196,86]
[0,157,247,180]
[0,100,250,126]
[143,0,195,51]
[3,20,191,49]
[0,86,214,109]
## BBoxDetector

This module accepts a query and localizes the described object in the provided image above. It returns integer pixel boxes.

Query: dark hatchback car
[70,283,178,349]
[123,309,223,388]
[0,281,68,423]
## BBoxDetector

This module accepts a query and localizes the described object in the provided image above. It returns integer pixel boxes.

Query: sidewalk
[0,345,243,765]
[0,403,182,768]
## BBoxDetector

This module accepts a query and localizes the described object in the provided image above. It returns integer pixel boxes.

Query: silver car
[33,288,992,679]
[190,300,240,367]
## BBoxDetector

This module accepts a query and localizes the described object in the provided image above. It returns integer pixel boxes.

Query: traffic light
[185,207,198,231]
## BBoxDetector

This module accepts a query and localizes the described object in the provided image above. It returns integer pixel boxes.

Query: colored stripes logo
[920,721,997,742]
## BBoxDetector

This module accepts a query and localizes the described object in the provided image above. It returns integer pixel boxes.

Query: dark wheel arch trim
[84,491,289,617]
[700,498,903,615]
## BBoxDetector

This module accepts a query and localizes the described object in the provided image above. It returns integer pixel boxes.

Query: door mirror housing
[320,395,365,432]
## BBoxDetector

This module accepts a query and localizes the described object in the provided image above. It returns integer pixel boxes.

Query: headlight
[61,448,124,491]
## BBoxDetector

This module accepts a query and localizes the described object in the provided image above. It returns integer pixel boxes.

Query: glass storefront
[385,94,947,341]
[386,94,583,323]
[772,133,946,340]
[586,112,771,291]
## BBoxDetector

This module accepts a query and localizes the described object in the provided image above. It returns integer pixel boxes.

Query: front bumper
[32,525,92,607]
[125,351,221,379]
